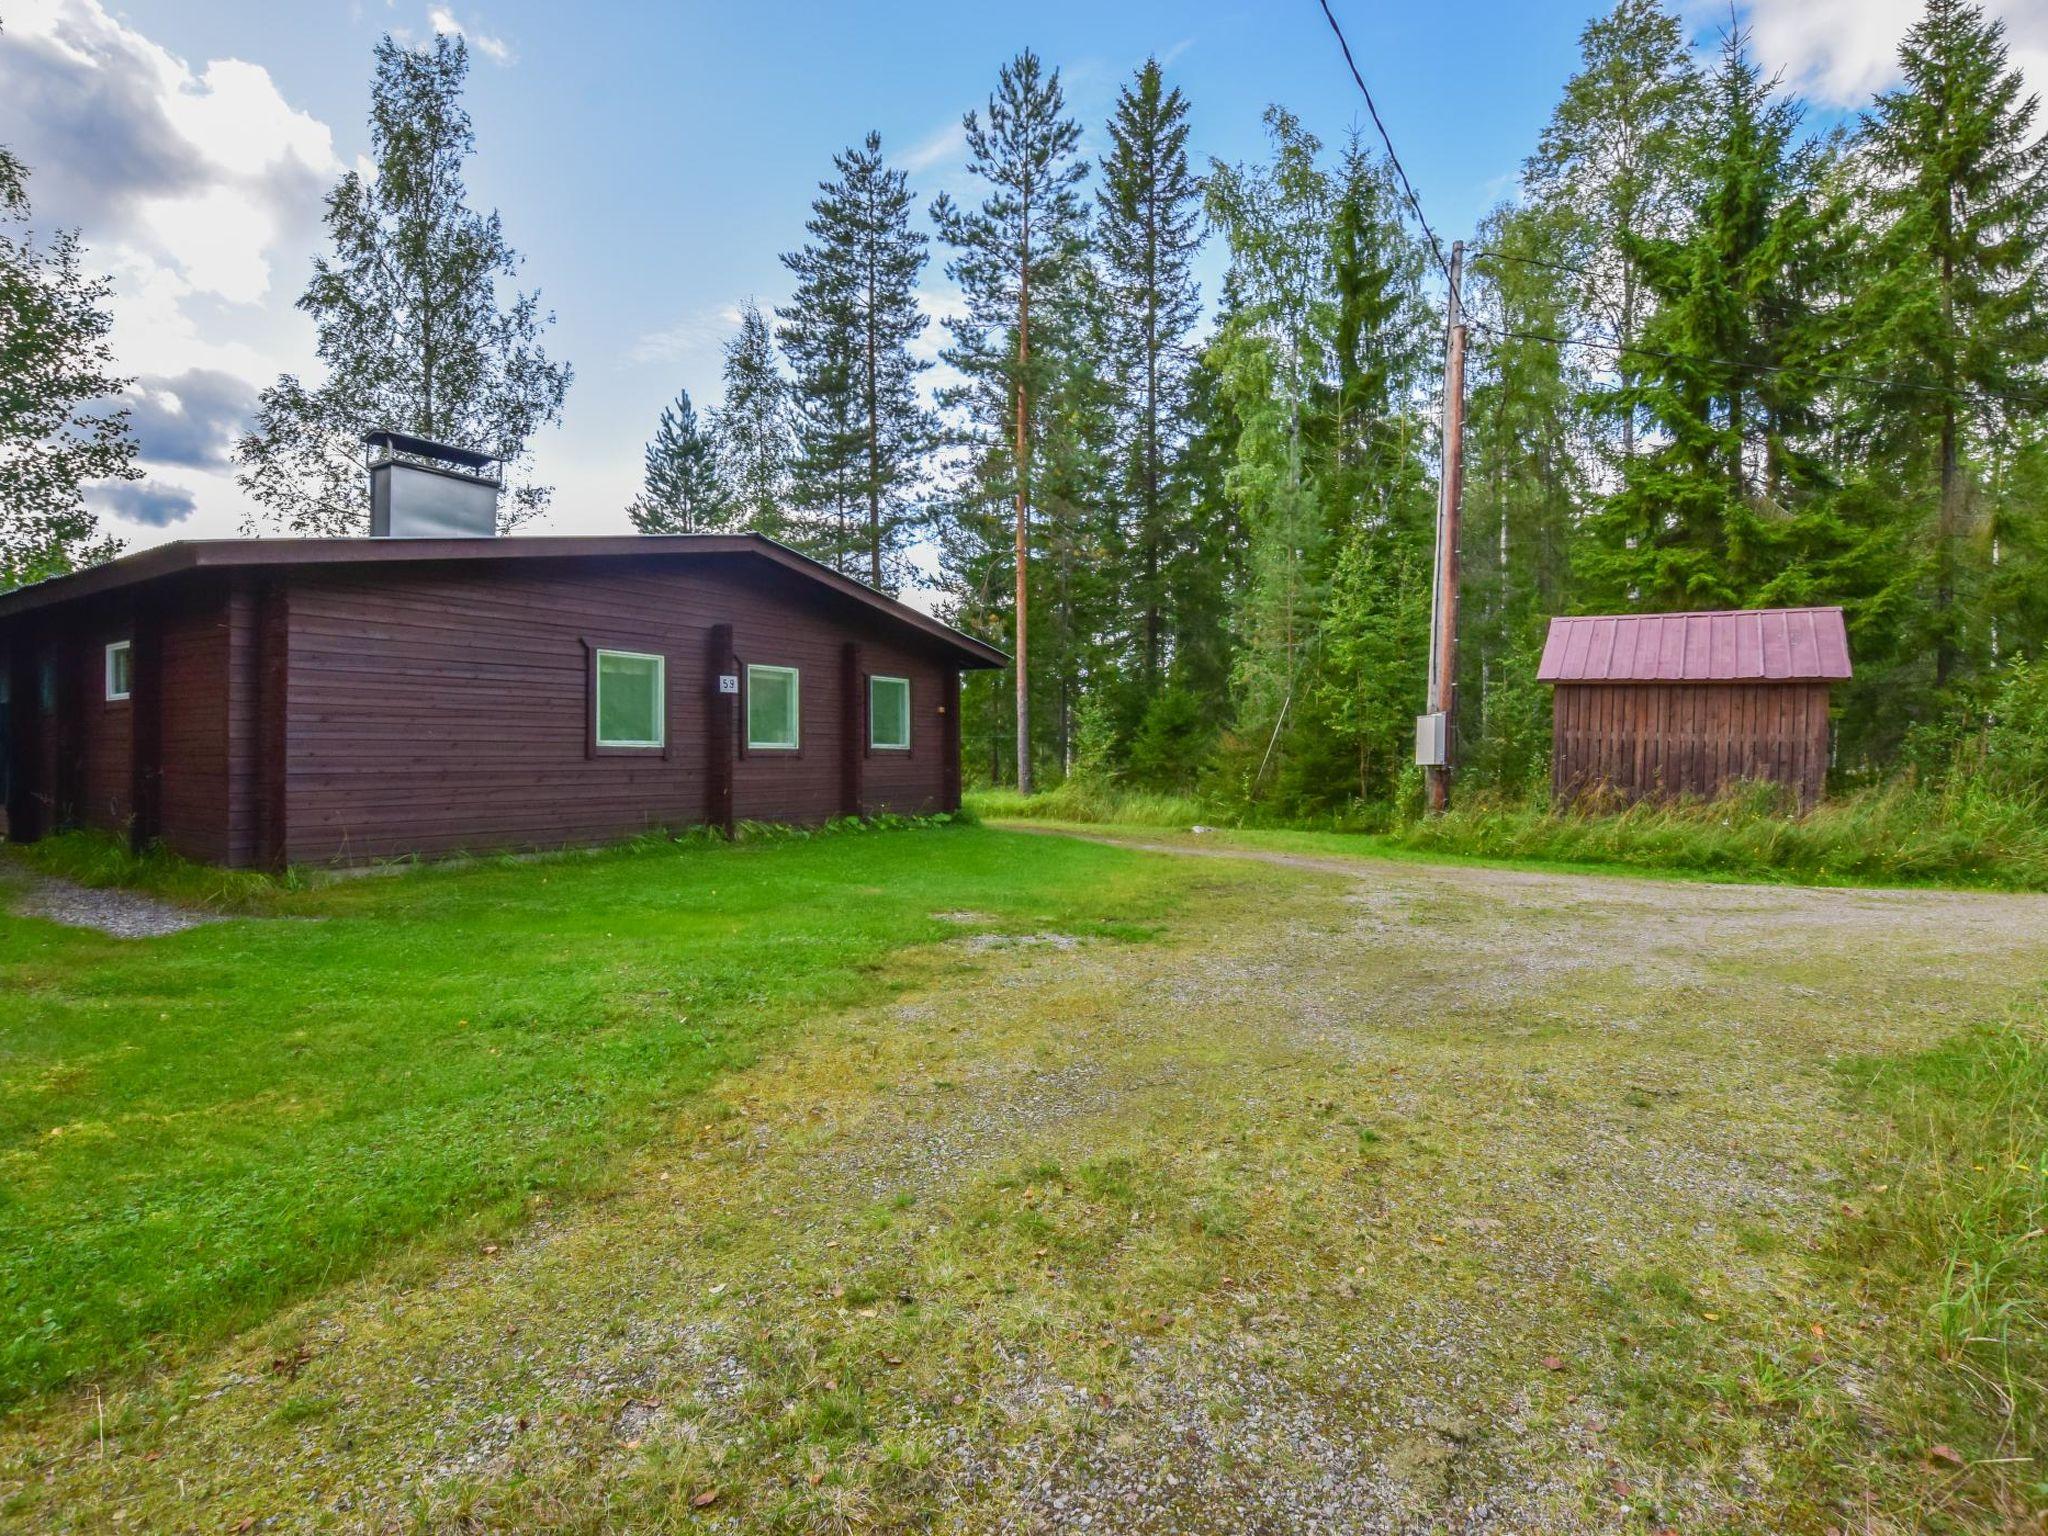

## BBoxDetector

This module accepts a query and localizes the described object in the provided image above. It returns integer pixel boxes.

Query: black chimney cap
[363,430,498,473]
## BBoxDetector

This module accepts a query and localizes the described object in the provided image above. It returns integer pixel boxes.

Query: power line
[1315,0,1452,285]
[1469,248,1607,282]
[1465,315,2048,413]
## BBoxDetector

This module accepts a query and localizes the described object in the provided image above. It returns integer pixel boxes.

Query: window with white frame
[104,641,133,702]
[746,663,800,750]
[595,649,665,748]
[869,675,910,750]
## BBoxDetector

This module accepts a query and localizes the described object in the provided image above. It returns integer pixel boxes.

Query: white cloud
[427,7,513,65]
[629,303,746,366]
[1707,0,2048,107]
[0,0,343,541]
[901,120,967,174]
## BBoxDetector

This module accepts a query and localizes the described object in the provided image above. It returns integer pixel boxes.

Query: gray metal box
[368,458,502,538]
[1414,711,1447,767]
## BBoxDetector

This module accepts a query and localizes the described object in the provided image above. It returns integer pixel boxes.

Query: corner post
[705,623,735,838]
[3,630,42,844]
[941,668,962,813]
[129,595,165,854]
[840,642,864,820]
[252,579,289,872]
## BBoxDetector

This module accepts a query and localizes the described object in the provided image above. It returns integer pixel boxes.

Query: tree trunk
[866,242,883,589]
[1936,244,1959,689]
[1014,223,1033,796]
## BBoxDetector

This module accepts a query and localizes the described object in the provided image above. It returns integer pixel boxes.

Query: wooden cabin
[1538,606,1852,808]
[0,439,1003,868]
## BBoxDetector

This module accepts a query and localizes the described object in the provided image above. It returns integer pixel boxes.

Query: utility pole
[1420,240,1467,815]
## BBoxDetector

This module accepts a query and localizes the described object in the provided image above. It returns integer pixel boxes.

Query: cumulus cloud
[121,369,259,470]
[0,2,339,307]
[1706,0,2048,107]
[89,479,199,528]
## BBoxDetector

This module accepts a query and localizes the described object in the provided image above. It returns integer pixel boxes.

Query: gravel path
[7,834,2047,1534]
[1,865,221,937]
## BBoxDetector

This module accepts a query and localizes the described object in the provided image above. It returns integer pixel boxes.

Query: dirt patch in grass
[5,835,2047,1532]
[7,871,227,938]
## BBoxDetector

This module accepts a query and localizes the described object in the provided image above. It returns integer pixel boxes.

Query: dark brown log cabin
[1538,607,1853,808]
[0,535,1004,868]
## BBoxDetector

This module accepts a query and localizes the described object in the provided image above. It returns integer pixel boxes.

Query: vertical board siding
[279,556,960,865]
[1551,681,1831,807]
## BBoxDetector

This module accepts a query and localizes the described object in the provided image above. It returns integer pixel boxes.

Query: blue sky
[3,0,2031,565]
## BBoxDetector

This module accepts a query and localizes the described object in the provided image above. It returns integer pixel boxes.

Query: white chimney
[365,431,502,537]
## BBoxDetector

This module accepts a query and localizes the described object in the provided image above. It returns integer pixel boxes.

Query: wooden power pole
[1420,240,1468,815]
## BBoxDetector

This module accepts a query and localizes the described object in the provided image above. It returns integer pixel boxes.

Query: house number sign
[717,674,739,694]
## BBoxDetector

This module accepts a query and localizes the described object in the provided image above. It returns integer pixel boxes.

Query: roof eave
[0,534,1009,669]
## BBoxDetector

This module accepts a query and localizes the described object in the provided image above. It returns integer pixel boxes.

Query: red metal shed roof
[1538,607,1851,684]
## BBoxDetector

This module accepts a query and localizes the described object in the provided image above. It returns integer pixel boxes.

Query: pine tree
[778,132,932,591]
[628,388,728,533]
[236,34,570,534]
[710,301,794,542]
[1095,59,1203,693]
[0,138,133,589]
[1857,0,2048,692]
[933,48,1089,793]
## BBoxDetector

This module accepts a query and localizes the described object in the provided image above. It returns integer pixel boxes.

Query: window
[869,675,910,751]
[595,649,664,748]
[746,664,800,750]
[105,641,132,702]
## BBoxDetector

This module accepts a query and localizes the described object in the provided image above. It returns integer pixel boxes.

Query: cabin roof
[1538,606,1852,684]
[0,533,1007,669]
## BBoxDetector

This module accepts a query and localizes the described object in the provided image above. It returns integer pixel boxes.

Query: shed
[1537,606,1852,807]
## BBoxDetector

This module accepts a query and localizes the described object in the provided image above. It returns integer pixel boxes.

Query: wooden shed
[1538,606,1852,807]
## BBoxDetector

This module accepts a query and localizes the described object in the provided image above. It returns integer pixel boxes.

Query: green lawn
[0,822,1194,1408]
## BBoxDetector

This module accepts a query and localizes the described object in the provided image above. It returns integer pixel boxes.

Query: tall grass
[7,830,293,909]
[969,782,1210,830]
[1836,1016,2048,1518]
[967,777,2048,890]
[1388,778,2048,890]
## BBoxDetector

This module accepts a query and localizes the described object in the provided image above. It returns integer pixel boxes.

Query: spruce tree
[1095,59,1202,692]
[0,137,133,589]
[1857,0,2048,691]
[628,388,728,534]
[778,132,932,591]
[1581,29,1846,612]
[710,301,794,542]
[236,34,570,534]
[933,48,1089,793]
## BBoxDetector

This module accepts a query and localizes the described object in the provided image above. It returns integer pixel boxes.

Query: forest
[635,0,2048,818]
[7,0,2048,826]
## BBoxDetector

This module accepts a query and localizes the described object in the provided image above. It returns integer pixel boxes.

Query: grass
[1830,1014,2048,1525]
[969,776,2048,890]
[0,819,1199,1409]
[5,815,2046,1531]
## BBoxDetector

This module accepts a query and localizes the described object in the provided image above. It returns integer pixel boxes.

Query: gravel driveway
[7,831,2045,1533]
